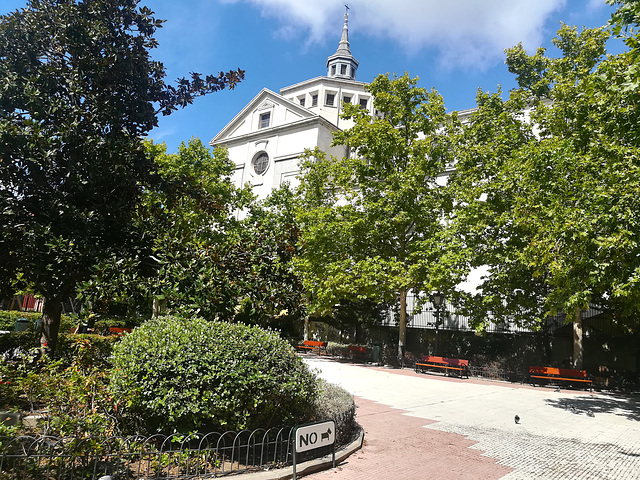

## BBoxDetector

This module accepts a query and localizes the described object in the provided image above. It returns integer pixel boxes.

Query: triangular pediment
[211,88,316,145]
[258,99,276,110]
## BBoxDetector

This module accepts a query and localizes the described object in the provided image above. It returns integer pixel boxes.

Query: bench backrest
[348,345,367,354]
[303,340,327,348]
[421,355,469,367]
[529,366,587,378]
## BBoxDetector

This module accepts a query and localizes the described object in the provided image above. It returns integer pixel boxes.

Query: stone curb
[243,428,365,480]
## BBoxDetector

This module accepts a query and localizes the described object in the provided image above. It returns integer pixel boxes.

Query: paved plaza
[304,358,640,480]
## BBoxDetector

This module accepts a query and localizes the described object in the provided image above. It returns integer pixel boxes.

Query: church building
[210,11,372,200]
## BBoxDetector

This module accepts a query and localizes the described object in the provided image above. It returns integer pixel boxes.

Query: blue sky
[1,0,627,154]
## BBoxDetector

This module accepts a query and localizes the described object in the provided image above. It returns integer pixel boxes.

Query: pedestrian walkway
[304,358,640,480]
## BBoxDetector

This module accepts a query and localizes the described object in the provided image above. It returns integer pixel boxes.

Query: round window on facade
[253,152,269,176]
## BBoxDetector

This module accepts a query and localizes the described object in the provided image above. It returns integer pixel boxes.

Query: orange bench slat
[530,375,592,383]
[416,363,464,371]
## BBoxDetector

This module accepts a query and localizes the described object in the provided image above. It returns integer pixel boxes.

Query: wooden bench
[529,366,592,390]
[296,340,328,355]
[347,345,368,361]
[415,355,469,378]
[108,327,132,336]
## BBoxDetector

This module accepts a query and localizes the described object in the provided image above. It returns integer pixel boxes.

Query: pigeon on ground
[514,415,520,424]
[571,405,578,414]
[587,410,595,418]
[554,387,561,393]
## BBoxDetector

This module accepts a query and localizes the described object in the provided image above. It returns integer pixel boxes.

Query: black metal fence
[383,293,609,335]
[0,429,292,479]
[0,407,358,480]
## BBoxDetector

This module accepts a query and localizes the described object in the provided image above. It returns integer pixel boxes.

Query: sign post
[292,420,336,479]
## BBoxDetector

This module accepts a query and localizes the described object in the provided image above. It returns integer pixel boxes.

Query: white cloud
[221,0,566,69]
[587,0,608,12]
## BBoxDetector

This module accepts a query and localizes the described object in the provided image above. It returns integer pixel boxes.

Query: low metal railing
[0,428,293,479]
[0,407,358,480]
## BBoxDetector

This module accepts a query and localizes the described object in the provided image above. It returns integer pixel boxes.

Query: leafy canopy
[296,73,463,357]
[449,22,640,331]
[82,141,306,329]
[0,0,243,349]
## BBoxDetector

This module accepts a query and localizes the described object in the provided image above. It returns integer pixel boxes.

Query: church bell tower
[326,7,359,80]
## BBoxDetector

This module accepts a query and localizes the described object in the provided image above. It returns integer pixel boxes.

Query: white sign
[295,420,336,453]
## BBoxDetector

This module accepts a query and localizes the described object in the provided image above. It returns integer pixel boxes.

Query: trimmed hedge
[0,331,39,357]
[0,310,75,333]
[0,331,119,369]
[110,316,319,434]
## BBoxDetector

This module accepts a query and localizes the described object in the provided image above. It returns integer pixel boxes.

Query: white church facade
[210,12,372,200]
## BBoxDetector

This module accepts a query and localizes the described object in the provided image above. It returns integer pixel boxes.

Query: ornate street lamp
[431,292,445,355]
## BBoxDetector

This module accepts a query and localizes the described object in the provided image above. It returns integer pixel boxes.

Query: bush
[55,334,119,369]
[0,332,118,369]
[0,310,75,333]
[91,316,140,335]
[1,352,118,437]
[312,379,358,445]
[0,331,39,358]
[326,342,350,357]
[110,316,319,434]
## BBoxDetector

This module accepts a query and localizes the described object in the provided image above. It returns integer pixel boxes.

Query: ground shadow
[545,392,640,422]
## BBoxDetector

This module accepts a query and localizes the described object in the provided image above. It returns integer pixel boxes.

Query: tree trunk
[573,306,584,369]
[152,296,166,318]
[304,316,310,341]
[355,321,363,344]
[41,297,62,353]
[398,289,407,367]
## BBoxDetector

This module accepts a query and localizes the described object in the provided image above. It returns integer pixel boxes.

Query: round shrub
[312,379,357,445]
[109,316,319,434]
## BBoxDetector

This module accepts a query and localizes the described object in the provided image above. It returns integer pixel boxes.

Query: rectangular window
[259,112,270,129]
[359,98,368,109]
[343,96,351,104]
[312,94,318,107]
[341,65,347,75]
[299,97,305,107]
[331,65,336,75]
[326,93,335,106]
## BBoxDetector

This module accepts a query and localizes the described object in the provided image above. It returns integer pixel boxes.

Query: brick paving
[308,396,512,480]
[304,358,640,480]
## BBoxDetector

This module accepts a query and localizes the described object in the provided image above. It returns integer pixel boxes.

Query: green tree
[80,138,251,319]
[233,185,308,330]
[296,73,462,363]
[609,0,640,58]
[83,145,306,330]
[0,0,243,351]
[446,88,544,332]
[450,23,640,367]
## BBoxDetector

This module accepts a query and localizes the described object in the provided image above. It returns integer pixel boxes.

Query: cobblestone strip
[427,421,640,479]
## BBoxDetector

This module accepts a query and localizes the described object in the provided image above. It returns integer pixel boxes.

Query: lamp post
[431,292,444,355]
